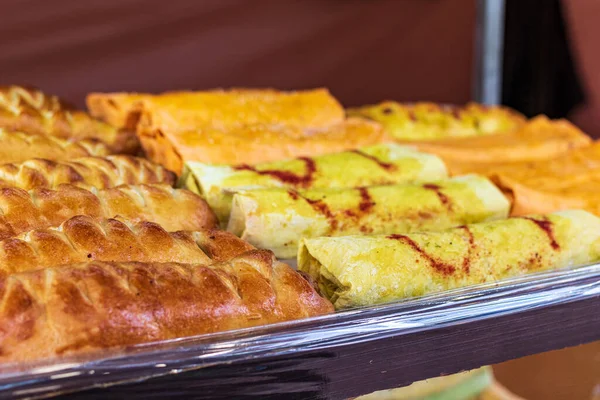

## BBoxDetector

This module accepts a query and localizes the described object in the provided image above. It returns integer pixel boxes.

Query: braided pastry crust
[0,155,176,190]
[0,215,252,274]
[0,86,139,154]
[0,184,217,240]
[0,251,334,363]
[0,129,110,164]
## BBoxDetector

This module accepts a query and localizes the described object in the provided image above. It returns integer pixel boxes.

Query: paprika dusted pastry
[0,215,253,274]
[0,155,176,190]
[229,175,509,258]
[347,101,525,140]
[0,85,139,154]
[0,251,334,363]
[0,129,110,164]
[298,210,600,308]
[181,143,448,224]
[0,184,217,240]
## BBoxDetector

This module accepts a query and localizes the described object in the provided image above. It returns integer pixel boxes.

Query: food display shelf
[1,262,598,399]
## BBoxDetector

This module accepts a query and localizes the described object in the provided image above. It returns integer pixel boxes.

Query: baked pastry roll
[0,129,110,164]
[483,142,600,216]
[0,86,139,154]
[181,143,448,225]
[228,175,510,258]
[0,85,72,112]
[347,101,526,140]
[0,155,176,190]
[411,116,591,168]
[0,251,334,363]
[86,88,345,132]
[298,210,600,308]
[138,118,388,174]
[0,215,252,274]
[0,184,217,240]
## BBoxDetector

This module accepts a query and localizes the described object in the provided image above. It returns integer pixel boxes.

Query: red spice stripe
[349,150,397,171]
[387,234,456,276]
[422,183,452,211]
[518,217,560,250]
[234,157,316,187]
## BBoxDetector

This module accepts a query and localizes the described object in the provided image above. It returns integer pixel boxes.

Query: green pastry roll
[179,143,447,225]
[298,210,600,309]
[228,174,509,259]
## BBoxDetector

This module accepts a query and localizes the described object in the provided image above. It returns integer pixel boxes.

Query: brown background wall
[0,0,476,108]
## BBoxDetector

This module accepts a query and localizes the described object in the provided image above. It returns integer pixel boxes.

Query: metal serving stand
[473,0,506,105]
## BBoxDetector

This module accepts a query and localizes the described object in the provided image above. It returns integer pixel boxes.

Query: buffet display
[0,85,598,397]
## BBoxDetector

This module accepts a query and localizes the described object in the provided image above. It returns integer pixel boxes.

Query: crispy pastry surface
[0,86,139,154]
[347,102,526,140]
[0,251,334,363]
[0,85,73,112]
[86,88,344,131]
[0,155,176,190]
[138,118,388,174]
[0,184,217,240]
[410,116,591,166]
[0,130,110,164]
[0,215,252,274]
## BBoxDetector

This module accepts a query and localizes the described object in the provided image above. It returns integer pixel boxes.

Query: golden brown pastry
[0,184,217,240]
[138,118,388,174]
[0,251,334,363]
[409,116,591,167]
[484,142,600,216]
[0,129,110,164]
[86,88,345,132]
[0,155,176,190]
[0,85,73,112]
[348,101,526,140]
[0,86,139,154]
[0,215,253,274]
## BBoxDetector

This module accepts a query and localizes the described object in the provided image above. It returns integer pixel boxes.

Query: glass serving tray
[1,263,598,399]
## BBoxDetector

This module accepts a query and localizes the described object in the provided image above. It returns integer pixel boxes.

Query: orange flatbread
[87,88,345,132]
[487,142,600,216]
[138,118,388,174]
[409,116,591,171]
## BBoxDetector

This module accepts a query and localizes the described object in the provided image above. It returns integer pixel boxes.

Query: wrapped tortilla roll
[298,210,600,308]
[228,175,510,259]
[0,129,110,164]
[0,215,253,275]
[347,101,525,140]
[87,88,345,132]
[181,143,448,225]
[0,86,139,154]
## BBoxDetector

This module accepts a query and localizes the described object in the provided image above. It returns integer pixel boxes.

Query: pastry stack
[0,86,334,364]
[1,84,600,366]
